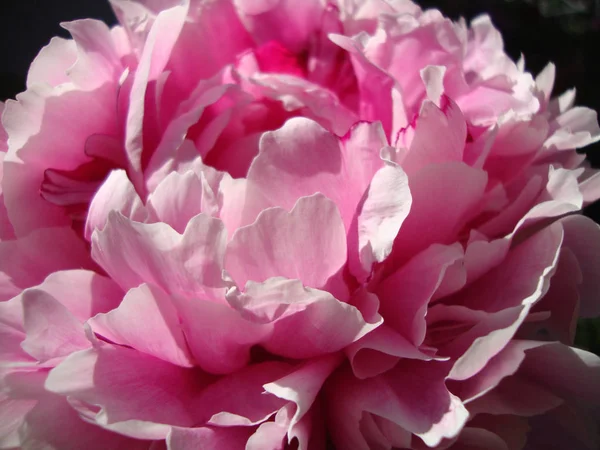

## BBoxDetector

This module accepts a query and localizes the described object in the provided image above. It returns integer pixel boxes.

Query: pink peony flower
[1,1,600,449]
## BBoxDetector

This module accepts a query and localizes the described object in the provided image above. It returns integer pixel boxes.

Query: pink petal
[447,427,510,450]
[227,277,380,358]
[85,169,146,240]
[247,118,388,230]
[192,361,290,427]
[92,211,227,297]
[519,248,581,344]
[124,4,188,179]
[225,194,347,289]
[399,97,467,175]
[3,81,119,236]
[234,0,324,52]
[89,283,195,367]
[0,227,95,301]
[377,243,465,346]
[264,353,343,436]
[448,340,549,404]
[326,362,468,449]
[451,221,563,313]
[329,33,398,137]
[518,343,600,410]
[345,324,438,379]
[19,393,150,450]
[172,294,270,374]
[560,214,600,317]
[46,344,211,429]
[388,162,487,268]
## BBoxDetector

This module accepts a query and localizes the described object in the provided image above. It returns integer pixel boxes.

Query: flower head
[1,1,600,449]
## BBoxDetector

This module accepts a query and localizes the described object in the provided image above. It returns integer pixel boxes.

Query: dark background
[1,1,599,352]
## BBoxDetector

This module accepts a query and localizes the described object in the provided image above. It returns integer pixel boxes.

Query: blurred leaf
[575,317,600,355]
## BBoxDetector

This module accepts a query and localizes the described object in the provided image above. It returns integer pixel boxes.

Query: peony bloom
[1,0,600,449]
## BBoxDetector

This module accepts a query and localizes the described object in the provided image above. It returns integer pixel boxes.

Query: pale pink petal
[20,289,90,363]
[147,171,214,233]
[225,194,347,289]
[26,37,77,88]
[246,420,287,450]
[89,283,195,367]
[31,269,123,322]
[227,277,380,358]
[60,19,127,90]
[92,212,227,297]
[0,394,36,448]
[46,344,211,429]
[85,169,146,240]
[352,162,412,278]
[167,426,252,450]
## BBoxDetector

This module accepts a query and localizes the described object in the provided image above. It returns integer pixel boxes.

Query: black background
[1,0,599,220]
